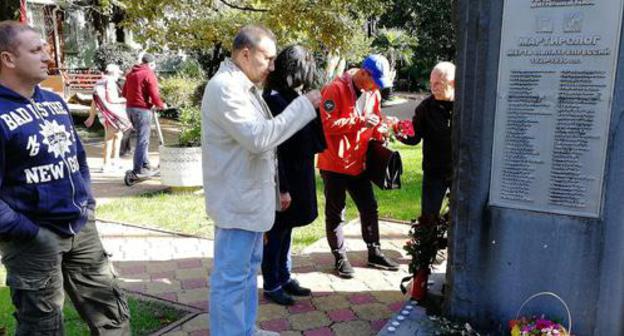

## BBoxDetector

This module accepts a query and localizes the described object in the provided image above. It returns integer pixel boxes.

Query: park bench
[60,68,103,97]
[39,69,103,117]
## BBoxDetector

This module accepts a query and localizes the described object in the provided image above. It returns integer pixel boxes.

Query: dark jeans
[421,173,451,216]
[261,225,293,292]
[127,107,152,174]
[0,218,130,336]
[321,170,380,254]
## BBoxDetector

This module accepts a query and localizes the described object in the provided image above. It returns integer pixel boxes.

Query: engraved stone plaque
[489,0,624,217]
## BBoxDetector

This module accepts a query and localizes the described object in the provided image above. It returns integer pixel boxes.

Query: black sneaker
[334,253,355,279]
[367,244,399,271]
[263,288,295,306]
[283,279,311,297]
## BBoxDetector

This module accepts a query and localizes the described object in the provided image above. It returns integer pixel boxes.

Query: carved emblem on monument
[563,12,584,33]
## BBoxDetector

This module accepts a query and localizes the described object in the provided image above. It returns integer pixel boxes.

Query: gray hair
[141,53,155,64]
[232,25,276,52]
[432,61,456,81]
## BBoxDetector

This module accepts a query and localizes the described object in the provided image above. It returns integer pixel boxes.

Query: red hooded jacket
[121,64,164,109]
[317,70,385,176]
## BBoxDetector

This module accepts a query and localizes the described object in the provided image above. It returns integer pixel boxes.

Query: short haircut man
[201,24,320,335]
[122,51,165,176]
[0,21,37,76]
[0,21,130,335]
[232,25,276,52]
[141,52,155,64]
[398,61,456,223]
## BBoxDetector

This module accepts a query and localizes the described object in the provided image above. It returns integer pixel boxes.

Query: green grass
[74,122,105,142]
[0,286,186,335]
[98,191,213,238]
[96,142,423,252]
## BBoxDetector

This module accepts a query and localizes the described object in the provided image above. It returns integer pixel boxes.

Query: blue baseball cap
[362,54,393,89]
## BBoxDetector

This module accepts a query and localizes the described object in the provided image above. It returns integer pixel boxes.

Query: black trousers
[421,173,451,216]
[261,224,293,292]
[321,170,380,254]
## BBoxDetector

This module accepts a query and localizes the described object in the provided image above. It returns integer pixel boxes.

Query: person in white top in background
[85,63,130,173]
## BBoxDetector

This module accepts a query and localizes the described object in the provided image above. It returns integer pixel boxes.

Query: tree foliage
[118,0,386,63]
[0,0,20,21]
[379,0,456,89]
[372,28,418,71]
[58,0,127,44]
[93,43,135,71]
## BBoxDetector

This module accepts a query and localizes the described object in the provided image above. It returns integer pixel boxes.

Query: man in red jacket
[318,54,399,278]
[122,53,165,176]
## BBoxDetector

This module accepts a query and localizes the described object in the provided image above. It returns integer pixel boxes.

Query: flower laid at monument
[509,316,569,336]
[402,214,448,300]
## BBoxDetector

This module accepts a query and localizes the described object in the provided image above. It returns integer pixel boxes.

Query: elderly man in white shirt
[201,25,321,336]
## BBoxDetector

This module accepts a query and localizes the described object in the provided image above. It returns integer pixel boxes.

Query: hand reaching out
[365,114,380,128]
[305,90,321,109]
[279,192,292,211]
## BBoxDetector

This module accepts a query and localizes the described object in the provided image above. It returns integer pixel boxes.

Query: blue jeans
[210,227,263,336]
[127,107,152,173]
[421,173,451,216]
[261,225,293,292]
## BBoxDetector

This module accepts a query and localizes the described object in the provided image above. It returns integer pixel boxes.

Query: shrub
[159,56,206,79]
[93,43,136,72]
[191,81,208,108]
[160,76,203,110]
[176,58,205,79]
[177,106,202,147]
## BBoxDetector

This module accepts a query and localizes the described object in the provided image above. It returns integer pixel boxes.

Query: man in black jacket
[399,62,455,218]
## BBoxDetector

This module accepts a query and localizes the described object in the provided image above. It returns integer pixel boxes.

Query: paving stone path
[99,218,422,335]
[78,114,430,335]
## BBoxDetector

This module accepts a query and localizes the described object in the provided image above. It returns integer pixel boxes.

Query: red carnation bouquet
[393,119,415,139]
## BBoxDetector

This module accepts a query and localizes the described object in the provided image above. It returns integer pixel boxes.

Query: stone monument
[448,0,624,334]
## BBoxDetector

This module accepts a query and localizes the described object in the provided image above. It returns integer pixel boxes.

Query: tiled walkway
[98,218,424,335]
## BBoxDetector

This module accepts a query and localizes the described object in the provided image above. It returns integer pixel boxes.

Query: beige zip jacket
[201,59,316,232]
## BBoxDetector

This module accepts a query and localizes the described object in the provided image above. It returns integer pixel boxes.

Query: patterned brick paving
[91,218,430,335]
[0,218,426,335]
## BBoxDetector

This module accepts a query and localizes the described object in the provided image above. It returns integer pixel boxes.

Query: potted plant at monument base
[403,214,448,300]
[159,105,203,188]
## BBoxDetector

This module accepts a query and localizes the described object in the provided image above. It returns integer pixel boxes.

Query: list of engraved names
[489,0,623,217]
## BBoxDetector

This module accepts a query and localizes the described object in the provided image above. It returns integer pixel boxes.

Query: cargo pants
[0,217,130,336]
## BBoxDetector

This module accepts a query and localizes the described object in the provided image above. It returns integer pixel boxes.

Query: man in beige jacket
[201,25,321,336]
